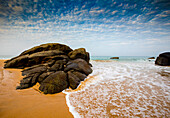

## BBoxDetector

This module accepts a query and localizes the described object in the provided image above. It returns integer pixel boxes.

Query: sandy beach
[0,60,73,118]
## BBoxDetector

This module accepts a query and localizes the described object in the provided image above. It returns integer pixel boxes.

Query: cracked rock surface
[4,43,92,94]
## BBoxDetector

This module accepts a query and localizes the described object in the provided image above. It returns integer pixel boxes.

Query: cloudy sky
[0,0,170,57]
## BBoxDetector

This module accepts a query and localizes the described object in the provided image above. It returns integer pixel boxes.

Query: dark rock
[22,65,47,76]
[29,50,65,58]
[68,48,90,62]
[48,60,66,71]
[31,73,41,85]
[155,52,170,66]
[17,76,32,89]
[44,60,56,67]
[20,43,72,56]
[148,57,155,59]
[64,59,92,75]
[68,71,81,89]
[4,54,29,68]
[4,50,66,68]
[110,57,119,59]
[16,84,30,89]
[67,70,87,89]
[39,71,68,94]
[51,55,69,61]
[20,76,32,84]
[17,73,41,89]
[38,72,53,83]
[4,43,93,94]
[69,70,87,81]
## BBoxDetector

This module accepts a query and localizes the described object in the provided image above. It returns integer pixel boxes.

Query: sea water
[64,57,170,117]
[0,55,15,59]
[91,56,154,62]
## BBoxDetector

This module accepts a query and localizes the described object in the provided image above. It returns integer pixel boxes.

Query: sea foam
[64,60,170,118]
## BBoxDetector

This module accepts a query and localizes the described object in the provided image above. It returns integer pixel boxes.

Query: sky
[0,0,170,57]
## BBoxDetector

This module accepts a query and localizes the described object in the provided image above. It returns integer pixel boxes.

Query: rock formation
[155,52,170,66]
[110,57,119,59]
[148,57,155,59]
[4,43,92,94]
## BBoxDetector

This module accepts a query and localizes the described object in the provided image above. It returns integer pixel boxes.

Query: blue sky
[0,0,170,56]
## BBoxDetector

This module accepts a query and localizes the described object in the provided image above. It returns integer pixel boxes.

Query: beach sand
[0,60,73,118]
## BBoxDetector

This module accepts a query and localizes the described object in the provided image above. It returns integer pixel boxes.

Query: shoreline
[0,60,73,118]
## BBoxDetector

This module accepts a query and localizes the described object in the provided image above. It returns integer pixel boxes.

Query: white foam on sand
[64,60,170,118]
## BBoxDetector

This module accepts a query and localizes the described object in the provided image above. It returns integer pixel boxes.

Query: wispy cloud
[0,0,169,56]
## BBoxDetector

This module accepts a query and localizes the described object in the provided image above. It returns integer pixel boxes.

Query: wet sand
[65,60,170,117]
[0,60,73,118]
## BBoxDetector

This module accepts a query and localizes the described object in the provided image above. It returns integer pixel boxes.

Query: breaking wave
[64,60,170,117]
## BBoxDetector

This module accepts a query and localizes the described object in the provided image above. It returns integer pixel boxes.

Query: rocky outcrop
[4,43,92,94]
[155,52,170,66]
[110,57,119,59]
[4,44,71,68]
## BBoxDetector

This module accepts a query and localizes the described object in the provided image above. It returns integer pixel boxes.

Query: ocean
[0,55,15,59]
[91,56,154,61]
[64,56,170,117]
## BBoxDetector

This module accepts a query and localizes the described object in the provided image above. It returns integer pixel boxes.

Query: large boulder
[39,71,68,94]
[4,43,93,94]
[67,70,87,89]
[64,59,92,75]
[4,43,72,68]
[155,52,170,66]
[68,48,90,62]
[19,43,72,56]
[4,50,68,68]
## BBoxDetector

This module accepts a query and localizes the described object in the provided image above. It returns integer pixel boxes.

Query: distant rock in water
[110,57,119,59]
[148,57,155,59]
[4,43,92,94]
[155,52,170,66]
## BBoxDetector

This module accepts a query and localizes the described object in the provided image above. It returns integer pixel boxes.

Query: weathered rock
[68,48,90,62]
[4,54,29,68]
[20,43,72,56]
[39,71,68,94]
[155,52,170,66]
[64,59,92,75]
[51,55,69,61]
[29,50,65,58]
[4,43,93,94]
[22,65,47,76]
[4,50,67,68]
[110,57,119,59]
[48,60,66,71]
[38,72,53,83]
[17,73,40,89]
[67,70,87,89]
[70,70,87,81]
[68,71,81,89]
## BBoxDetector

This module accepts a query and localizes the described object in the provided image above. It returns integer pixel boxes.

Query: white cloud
[111,10,118,15]
[146,11,156,15]
[82,5,86,8]
[12,6,23,12]
[89,9,104,14]
[163,23,170,25]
